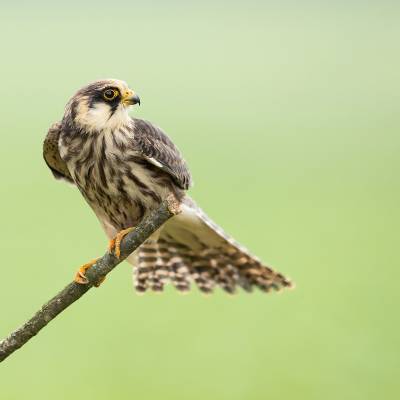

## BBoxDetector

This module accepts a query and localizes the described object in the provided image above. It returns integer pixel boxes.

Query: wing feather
[132,118,192,190]
[43,122,74,184]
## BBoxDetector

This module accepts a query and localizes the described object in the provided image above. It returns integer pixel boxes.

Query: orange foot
[108,227,135,258]
[74,258,105,287]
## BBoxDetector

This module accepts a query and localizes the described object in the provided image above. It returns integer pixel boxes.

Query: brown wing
[43,122,74,184]
[132,118,192,190]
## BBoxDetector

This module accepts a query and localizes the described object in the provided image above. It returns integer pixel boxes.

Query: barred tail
[133,197,293,294]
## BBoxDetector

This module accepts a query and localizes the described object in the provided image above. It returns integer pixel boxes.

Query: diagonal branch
[0,196,181,363]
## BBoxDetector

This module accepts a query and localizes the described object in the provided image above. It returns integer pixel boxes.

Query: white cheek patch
[86,103,111,130]
[78,102,130,132]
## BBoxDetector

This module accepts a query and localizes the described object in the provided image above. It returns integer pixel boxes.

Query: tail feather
[136,241,156,292]
[133,196,293,294]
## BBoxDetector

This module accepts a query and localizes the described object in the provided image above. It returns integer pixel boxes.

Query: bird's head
[63,79,140,133]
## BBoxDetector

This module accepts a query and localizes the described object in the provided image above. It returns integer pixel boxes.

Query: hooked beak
[122,90,141,106]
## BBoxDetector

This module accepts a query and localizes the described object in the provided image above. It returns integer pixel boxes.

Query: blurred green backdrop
[0,1,398,399]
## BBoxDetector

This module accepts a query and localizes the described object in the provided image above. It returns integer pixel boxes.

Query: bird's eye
[103,89,119,101]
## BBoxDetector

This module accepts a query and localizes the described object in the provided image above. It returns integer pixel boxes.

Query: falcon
[43,79,293,294]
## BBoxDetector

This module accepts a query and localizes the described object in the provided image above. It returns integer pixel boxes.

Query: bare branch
[0,196,181,363]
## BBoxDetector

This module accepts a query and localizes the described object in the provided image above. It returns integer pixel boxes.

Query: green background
[0,1,398,399]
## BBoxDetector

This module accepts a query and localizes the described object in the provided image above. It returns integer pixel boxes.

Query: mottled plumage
[43,79,293,294]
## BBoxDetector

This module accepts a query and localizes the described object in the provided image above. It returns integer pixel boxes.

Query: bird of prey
[43,79,293,294]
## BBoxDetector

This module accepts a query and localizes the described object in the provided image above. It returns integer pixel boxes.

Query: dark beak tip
[133,94,141,106]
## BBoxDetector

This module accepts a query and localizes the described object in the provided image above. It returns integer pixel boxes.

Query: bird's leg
[74,258,105,287]
[75,227,135,286]
[108,227,135,259]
